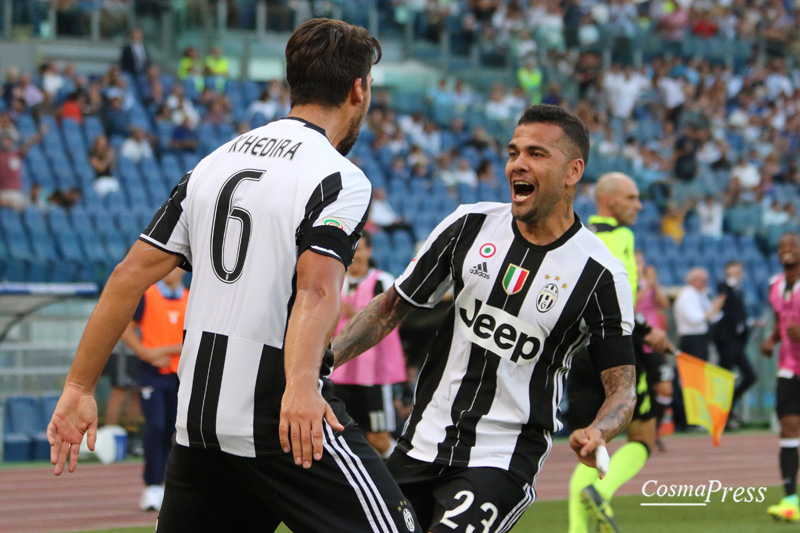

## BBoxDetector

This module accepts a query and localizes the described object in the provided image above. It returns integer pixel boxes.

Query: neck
[596,206,614,219]
[786,266,800,284]
[349,266,369,278]
[515,207,575,246]
[289,104,352,151]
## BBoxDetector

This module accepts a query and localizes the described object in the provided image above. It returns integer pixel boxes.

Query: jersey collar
[588,214,619,227]
[511,213,583,252]
[280,116,327,138]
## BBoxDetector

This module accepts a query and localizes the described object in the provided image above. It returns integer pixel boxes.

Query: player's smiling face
[505,122,582,226]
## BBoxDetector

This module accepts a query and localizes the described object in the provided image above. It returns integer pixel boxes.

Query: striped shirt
[394,202,634,482]
[139,117,371,457]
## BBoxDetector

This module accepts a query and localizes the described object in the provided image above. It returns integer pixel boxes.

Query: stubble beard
[336,111,365,156]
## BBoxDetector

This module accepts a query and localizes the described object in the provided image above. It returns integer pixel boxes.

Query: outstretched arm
[48,241,182,475]
[569,364,636,470]
[332,286,415,368]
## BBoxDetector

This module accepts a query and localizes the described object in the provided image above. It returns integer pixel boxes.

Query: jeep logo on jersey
[502,264,529,295]
[323,218,342,228]
[457,295,542,364]
[537,283,559,312]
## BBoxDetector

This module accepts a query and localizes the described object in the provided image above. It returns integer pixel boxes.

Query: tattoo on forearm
[589,365,636,442]
[332,287,414,367]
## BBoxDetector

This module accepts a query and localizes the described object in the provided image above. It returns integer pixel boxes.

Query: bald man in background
[567,172,674,533]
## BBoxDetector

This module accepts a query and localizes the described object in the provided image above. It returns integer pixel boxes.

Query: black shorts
[387,452,533,533]
[335,383,397,433]
[158,425,421,533]
[777,376,800,418]
[566,347,653,430]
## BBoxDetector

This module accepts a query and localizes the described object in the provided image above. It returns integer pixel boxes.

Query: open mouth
[512,180,535,200]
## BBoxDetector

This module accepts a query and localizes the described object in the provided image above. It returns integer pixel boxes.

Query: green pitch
[82,486,794,532]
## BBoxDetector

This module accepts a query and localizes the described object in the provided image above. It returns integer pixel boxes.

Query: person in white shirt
[673,267,726,361]
[696,195,723,238]
[120,127,154,163]
[732,157,761,189]
[369,187,416,241]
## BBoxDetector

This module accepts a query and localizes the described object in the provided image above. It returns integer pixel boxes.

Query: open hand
[279,386,344,469]
[46,385,98,476]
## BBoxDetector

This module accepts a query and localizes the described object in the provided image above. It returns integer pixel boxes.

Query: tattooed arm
[332,286,416,368]
[569,363,636,470]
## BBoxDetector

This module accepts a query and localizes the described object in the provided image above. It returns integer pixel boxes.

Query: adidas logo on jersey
[469,261,491,279]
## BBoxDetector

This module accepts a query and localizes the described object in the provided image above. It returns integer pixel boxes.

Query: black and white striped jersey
[394,202,634,483]
[139,117,371,458]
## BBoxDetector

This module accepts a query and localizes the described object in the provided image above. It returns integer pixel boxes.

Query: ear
[565,158,584,187]
[350,77,365,106]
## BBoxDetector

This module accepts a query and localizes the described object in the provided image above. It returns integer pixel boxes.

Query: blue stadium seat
[83,116,104,146]
[3,395,49,461]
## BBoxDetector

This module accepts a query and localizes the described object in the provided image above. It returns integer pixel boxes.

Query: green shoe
[767,496,800,522]
[581,485,619,533]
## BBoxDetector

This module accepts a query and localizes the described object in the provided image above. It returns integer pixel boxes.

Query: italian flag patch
[502,264,529,295]
[323,218,342,228]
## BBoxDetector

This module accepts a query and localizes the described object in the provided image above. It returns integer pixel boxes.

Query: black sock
[780,443,799,496]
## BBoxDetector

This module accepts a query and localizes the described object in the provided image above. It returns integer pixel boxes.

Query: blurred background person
[121,268,187,512]
[713,261,757,431]
[331,231,406,458]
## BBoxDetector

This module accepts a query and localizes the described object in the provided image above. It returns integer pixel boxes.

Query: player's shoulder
[573,225,627,274]
[769,272,785,287]
[452,201,510,218]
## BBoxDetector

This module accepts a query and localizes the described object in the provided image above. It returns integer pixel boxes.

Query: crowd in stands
[1,2,800,309]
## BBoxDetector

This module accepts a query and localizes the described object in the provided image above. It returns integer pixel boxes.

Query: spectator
[246,90,277,123]
[661,202,687,244]
[605,65,646,120]
[368,187,416,241]
[14,73,44,112]
[89,134,119,197]
[674,267,726,361]
[103,94,131,138]
[713,261,757,429]
[166,84,200,128]
[732,156,761,190]
[0,112,20,143]
[40,61,64,99]
[485,83,513,122]
[517,57,543,104]
[696,195,723,239]
[2,66,19,108]
[763,201,792,227]
[171,118,199,153]
[177,47,204,92]
[476,159,497,186]
[82,82,104,117]
[120,127,154,163]
[204,46,230,92]
[451,157,478,187]
[0,130,44,210]
[121,28,150,77]
[61,92,83,124]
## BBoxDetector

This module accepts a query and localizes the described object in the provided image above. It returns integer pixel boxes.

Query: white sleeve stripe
[309,245,341,260]
[394,283,434,309]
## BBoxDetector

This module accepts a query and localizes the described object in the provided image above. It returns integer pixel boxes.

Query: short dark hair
[285,18,381,108]
[725,260,742,269]
[517,105,590,164]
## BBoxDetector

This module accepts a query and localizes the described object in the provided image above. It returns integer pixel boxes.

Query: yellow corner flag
[676,352,736,446]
